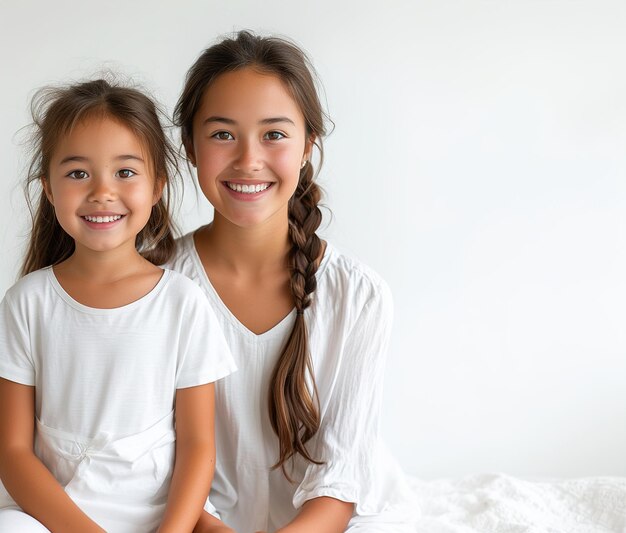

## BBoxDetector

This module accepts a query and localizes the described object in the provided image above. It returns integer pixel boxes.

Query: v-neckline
[185,231,332,341]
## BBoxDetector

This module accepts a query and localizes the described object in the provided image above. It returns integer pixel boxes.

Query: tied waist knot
[35,410,176,464]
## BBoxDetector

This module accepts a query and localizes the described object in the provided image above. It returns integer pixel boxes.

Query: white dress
[0,267,237,532]
[167,233,417,533]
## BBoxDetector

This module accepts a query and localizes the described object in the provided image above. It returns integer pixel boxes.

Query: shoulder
[0,269,54,329]
[309,245,394,368]
[2,268,51,305]
[315,244,393,322]
[157,268,220,324]
[159,268,208,306]
[320,244,392,305]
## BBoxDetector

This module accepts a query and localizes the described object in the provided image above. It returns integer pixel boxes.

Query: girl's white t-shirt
[0,267,237,438]
[167,233,413,532]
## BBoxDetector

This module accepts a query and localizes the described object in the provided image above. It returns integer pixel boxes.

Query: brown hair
[175,30,328,478]
[21,78,178,276]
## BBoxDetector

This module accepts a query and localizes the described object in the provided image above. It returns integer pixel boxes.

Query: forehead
[196,68,304,124]
[52,116,146,161]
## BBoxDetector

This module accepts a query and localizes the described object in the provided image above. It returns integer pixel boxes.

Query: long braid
[268,162,324,479]
[287,164,323,314]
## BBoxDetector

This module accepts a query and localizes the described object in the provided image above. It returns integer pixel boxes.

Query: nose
[232,138,263,172]
[87,174,116,203]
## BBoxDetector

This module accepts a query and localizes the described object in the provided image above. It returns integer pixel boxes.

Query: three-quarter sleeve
[293,279,393,516]
[0,294,35,386]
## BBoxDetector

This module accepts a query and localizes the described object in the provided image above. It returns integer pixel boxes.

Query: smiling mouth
[225,182,272,194]
[82,215,124,223]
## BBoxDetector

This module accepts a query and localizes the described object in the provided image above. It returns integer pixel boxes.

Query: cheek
[195,147,228,188]
[276,147,301,166]
[273,148,302,184]
[126,183,157,211]
[49,182,76,209]
[48,178,64,198]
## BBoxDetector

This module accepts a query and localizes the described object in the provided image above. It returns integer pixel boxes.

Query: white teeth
[226,182,270,194]
[83,215,122,223]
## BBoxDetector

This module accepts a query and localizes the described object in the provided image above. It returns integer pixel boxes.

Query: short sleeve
[175,288,237,389]
[293,280,393,516]
[0,294,35,386]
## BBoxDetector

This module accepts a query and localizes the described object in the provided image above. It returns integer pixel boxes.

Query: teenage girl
[0,80,236,532]
[170,32,415,533]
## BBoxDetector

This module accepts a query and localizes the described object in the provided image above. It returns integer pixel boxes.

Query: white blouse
[167,233,414,532]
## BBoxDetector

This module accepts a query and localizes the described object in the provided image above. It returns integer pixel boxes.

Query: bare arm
[193,510,236,533]
[272,496,354,533]
[198,496,353,533]
[277,496,354,533]
[158,383,224,533]
[0,378,105,532]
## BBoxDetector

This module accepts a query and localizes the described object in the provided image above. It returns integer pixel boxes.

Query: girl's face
[44,116,162,258]
[190,68,312,230]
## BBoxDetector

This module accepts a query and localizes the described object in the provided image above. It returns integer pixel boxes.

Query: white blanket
[409,474,626,533]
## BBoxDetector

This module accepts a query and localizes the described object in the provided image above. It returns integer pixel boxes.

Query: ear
[153,177,166,205]
[41,176,54,205]
[184,139,197,167]
[302,135,315,164]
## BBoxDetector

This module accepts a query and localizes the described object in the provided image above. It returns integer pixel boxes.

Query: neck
[201,211,291,275]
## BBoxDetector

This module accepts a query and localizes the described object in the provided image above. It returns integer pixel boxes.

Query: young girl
[170,31,415,532]
[0,79,237,532]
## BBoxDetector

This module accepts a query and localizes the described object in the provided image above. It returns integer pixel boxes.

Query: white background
[1,1,625,479]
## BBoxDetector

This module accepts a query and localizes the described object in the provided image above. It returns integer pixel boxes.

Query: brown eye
[264,131,285,141]
[67,170,88,180]
[213,131,234,140]
[117,169,135,178]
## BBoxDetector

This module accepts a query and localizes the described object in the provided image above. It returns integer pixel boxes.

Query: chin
[222,211,271,229]
[232,217,267,229]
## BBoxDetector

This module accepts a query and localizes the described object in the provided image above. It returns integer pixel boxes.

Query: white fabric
[410,473,626,533]
[167,233,416,533]
[0,267,237,532]
[0,509,51,532]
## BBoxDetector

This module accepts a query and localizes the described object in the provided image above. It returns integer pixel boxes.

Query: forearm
[277,496,354,533]
[158,440,214,533]
[0,448,104,532]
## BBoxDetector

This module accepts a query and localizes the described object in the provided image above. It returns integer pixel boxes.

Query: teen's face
[44,116,162,257]
[190,68,312,229]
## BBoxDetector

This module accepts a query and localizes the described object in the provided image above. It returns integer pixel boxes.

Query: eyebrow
[59,155,145,165]
[203,116,296,127]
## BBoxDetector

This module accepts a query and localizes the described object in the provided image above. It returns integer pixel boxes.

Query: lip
[222,181,274,201]
[223,180,272,186]
[80,211,125,217]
